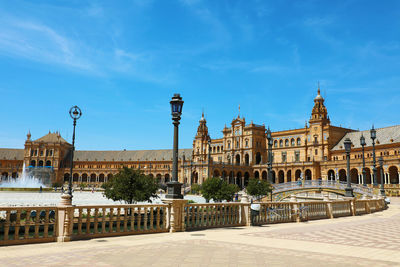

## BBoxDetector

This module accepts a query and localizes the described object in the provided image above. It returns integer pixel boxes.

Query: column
[386,173,390,184]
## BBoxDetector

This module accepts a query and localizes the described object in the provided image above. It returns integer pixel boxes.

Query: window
[291,138,295,146]
[274,140,278,147]
[279,140,283,147]
[297,138,301,146]
[315,149,318,155]
[285,139,289,147]
[295,151,300,162]
[227,141,231,149]
[245,139,249,148]
[282,152,287,163]
[40,150,43,156]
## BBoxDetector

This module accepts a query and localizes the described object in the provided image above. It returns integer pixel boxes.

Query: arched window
[285,139,289,147]
[297,138,301,146]
[227,141,231,149]
[274,140,278,147]
[279,140,283,147]
[291,138,295,146]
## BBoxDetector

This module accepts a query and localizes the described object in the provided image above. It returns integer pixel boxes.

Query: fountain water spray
[0,163,46,188]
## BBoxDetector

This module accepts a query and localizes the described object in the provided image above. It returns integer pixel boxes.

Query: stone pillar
[162,199,188,233]
[290,195,300,223]
[241,203,251,226]
[57,194,74,242]
[323,193,333,219]
[365,200,371,213]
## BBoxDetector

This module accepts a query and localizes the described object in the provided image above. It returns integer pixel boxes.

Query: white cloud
[0,16,95,72]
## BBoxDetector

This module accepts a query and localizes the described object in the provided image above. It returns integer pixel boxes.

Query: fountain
[0,163,47,188]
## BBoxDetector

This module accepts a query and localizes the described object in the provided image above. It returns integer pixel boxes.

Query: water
[0,163,46,188]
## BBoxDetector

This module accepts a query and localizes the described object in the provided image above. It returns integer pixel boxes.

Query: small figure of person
[39,186,42,193]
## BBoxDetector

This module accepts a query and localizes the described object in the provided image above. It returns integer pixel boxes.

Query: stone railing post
[350,198,356,216]
[241,203,251,226]
[163,199,188,233]
[57,194,74,242]
[365,200,371,214]
[290,195,300,223]
[323,193,333,219]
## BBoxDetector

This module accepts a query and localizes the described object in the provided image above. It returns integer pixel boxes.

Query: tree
[246,178,272,201]
[201,177,240,202]
[102,167,158,204]
[190,184,202,194]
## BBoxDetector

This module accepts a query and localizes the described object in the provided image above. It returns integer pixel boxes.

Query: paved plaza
[1,198,399,267]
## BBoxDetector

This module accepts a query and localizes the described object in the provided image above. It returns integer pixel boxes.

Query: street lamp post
[360,134,367,187]
[62,106,82,205]
[379,157,385,196]
[207,136,211,178]
[344,138,354,197]
[166,94,184,199]
[266,127,273,184]
[222,162,225,181]
[190,160,193,185]
[370,126,378,186]
[266,127,273,202]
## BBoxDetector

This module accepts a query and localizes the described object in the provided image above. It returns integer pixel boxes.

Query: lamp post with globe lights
[344,138,354,197]
[166,94,184,199]
[379,157,386,196]
[61,106,82,205]
[360,134,367,186]
[370,126,378,186]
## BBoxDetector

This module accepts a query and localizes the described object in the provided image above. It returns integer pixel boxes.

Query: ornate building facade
[1,88,399,193]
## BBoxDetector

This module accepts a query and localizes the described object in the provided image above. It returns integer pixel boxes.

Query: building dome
[315,88,324,101]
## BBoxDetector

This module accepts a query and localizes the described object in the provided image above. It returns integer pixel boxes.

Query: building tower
[193,112,210,162]
[308,86,330,163]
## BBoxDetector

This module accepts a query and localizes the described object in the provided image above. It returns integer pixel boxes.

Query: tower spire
[318,81,320,95]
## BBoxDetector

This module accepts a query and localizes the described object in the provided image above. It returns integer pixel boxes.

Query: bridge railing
[272,180,374,196]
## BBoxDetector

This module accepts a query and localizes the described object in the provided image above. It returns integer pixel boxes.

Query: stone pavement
[1,198,400,267]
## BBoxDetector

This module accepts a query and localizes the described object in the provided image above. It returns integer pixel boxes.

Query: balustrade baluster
[44,209,49,238]
[143,207,148,231]
[4,210,10,241]
[94,208,99,234]
[156,207,160,230]
[24,209,30,239]
[14,210,21,240]
[85,209,90,234]
[116,208,121,232]
[102,208,106,234]
[124,208,129,231]
[34,209,40,238]
[109,208,114,233]
[77,208,82,235]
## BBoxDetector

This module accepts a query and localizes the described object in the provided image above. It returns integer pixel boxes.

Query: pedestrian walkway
[1,198,399,267]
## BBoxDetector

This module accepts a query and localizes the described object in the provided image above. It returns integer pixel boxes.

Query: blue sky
[1,0,399,150]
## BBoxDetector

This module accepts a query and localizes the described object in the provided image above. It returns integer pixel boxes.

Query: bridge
[271,180,377,201]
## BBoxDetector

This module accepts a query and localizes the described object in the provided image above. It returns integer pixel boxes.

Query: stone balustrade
[184,203,245,230]
[0,207,57,246]
[0,198,387,246]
